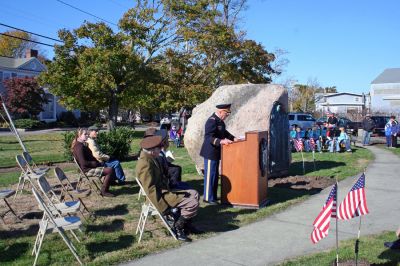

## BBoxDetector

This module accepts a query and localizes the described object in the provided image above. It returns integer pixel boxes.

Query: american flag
[293,139,304,152]
[311,183,337,244]
[338,174,369,220]
[309,138,316,151]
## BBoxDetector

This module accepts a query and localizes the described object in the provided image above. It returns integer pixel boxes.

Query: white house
[0,50,79,122]
[315,92,370,115]
[370,68,400,112]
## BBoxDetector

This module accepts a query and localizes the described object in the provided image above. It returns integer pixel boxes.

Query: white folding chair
[0,189,20,223]
[23,151,50,176]
[54,167,93,218]
[135,177,177,243]
[14,154,44,199]
[36,175,84,218]
[31,188,83,266]
[73,157,103,197]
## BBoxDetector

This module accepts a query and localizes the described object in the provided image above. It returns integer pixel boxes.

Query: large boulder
[185,84,288,169]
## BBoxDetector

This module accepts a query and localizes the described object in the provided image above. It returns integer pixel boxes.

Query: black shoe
[203,200,218,205]
[176,229,191,242]
[384,239,400,249]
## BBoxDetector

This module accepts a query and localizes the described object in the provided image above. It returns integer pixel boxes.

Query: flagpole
[335,178,339,266]
[355,216,361,266]
[300,149,305,175]
[312,150,316,171]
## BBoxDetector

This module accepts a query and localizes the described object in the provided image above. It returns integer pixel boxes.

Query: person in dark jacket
[199,104,237,204]
[71,128,115,197]
[362,114,375,145]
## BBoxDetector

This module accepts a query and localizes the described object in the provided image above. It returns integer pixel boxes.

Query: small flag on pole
[309,138,316,151]
[293,139,304,152]
[338,174,369,220]
[311,183,337,244]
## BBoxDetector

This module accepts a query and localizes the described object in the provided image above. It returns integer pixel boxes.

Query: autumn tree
[0,30,40,58]
[3,77,47,118]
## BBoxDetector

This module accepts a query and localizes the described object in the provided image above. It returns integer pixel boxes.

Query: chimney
[26,49,38,58]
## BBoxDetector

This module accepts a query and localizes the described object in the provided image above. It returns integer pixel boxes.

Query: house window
[0,71,3,81]
[11,73,17,78]
[355,97,359,102]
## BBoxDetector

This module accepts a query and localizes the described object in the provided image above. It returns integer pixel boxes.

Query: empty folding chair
[54,167,92,218]
[36,175,84,219]
[0,189,20,223]
[31,188,83,266]
[73,157,103,197]
[22,151,50,176]
[135,178,177,243]
[15,154,44,199]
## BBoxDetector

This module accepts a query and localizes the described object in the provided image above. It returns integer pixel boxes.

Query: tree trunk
[107,89,118,131]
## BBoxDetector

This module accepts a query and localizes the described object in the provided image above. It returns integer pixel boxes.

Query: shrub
[63,127,135,161]
[97,127,135,160]
[58,111,78,126]
[62,131,75,160]
[13,119,41,129]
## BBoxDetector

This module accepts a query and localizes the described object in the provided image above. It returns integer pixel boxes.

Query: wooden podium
[221,131,268,208]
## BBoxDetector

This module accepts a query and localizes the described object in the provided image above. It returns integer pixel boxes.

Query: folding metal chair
[31,188,83,266]
[22,151,50,176]
[54,167,93,219]
[0,189,20,223]
[14,154,44,199]
[72,156,104,197]
[135,177,177,243]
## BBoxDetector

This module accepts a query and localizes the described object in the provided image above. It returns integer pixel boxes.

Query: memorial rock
[185,83,290,177]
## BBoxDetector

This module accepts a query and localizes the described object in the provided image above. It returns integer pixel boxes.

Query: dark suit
[199,113,235,202]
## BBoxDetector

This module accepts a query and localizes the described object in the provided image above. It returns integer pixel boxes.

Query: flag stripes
[338,174,369,220]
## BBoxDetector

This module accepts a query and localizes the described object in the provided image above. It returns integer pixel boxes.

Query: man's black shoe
[176,229,191,242]
[384,239,400,249]
[203,200,218,205]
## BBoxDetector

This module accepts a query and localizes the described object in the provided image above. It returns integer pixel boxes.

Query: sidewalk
[123,146,400,266]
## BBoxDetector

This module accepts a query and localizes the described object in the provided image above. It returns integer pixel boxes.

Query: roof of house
[371,68,400,84]
[0,56,33,68]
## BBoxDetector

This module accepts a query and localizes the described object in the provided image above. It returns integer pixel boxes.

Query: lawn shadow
[0,242,30,262]
[86,235,134,257]
[94,204,128,217]
[0,224,39,239]
[268,186,320,205]
[111,181,140,196]
[86,218,125,232]
[375,248,400,265]
[289,160,346,175]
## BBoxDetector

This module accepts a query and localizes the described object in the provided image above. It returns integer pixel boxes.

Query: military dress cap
[143,127,157,138]
[216,103,231,110]
[140,135,162,149]
[88,125,100,131]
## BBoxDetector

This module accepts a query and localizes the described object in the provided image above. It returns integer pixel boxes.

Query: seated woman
[71,128,116,197]
[292,126,305,152]
[336,126,352,152]
[304,126,322,152]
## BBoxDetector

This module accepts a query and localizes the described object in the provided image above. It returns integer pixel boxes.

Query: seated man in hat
[136,135,200,241]
[86,125,126,184]
[200,103,238,205]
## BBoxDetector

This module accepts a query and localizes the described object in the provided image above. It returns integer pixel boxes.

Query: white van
[288,112,316,129]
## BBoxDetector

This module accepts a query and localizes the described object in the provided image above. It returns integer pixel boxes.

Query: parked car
[315,116,361,136]
[370,116,390,136]
[288,113,316,129]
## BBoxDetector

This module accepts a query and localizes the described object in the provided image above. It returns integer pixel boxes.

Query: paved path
[123,146,400,266]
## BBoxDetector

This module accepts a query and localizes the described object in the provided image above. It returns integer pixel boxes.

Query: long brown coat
[136,151,183,213]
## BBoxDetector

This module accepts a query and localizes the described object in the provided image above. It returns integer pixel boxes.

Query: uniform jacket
[72,141,102,173]
[200,113,235,161]
[86,137,110,163]
[136,151,183,213]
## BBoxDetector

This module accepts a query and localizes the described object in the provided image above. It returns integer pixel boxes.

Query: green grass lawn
[280,231,400,266]
[0,133,375,265]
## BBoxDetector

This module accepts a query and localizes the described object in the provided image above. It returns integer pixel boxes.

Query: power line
[0,22,63,43]
[55,0,118,27]
[0,33,55,47]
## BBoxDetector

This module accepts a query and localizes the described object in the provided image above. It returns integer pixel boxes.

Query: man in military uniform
[200,104,237,205]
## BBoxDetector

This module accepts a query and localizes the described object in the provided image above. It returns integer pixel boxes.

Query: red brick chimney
[26,49,38,58]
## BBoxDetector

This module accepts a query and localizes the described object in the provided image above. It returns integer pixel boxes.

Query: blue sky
[1,0,399,94]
